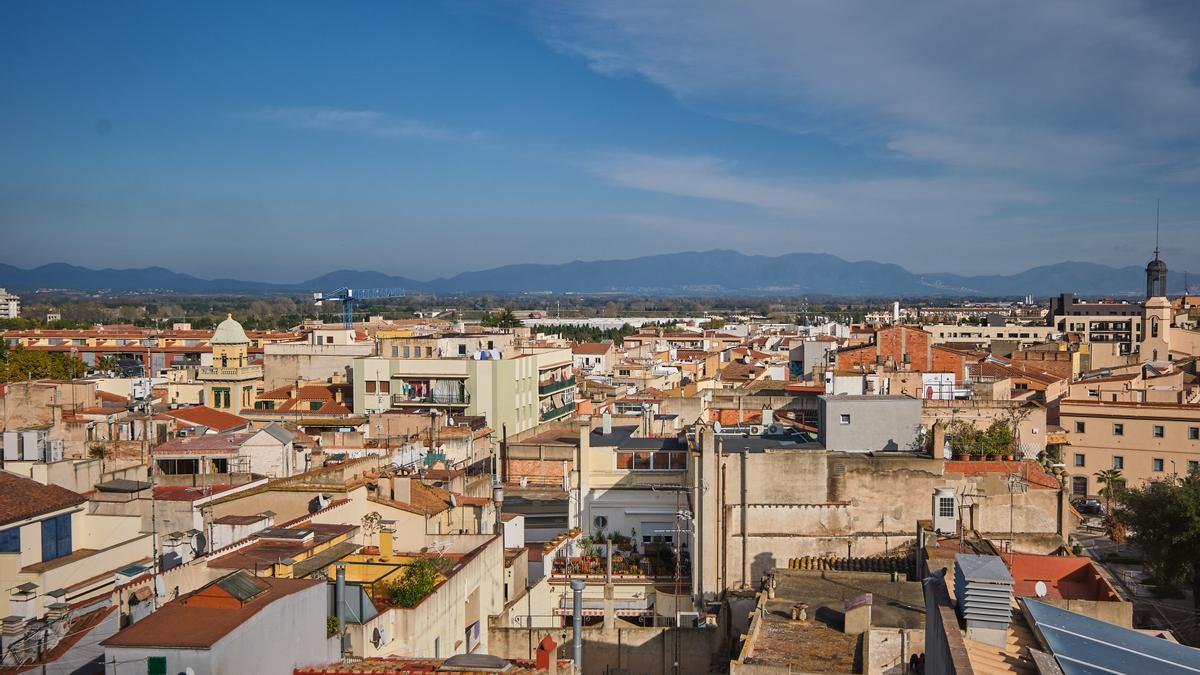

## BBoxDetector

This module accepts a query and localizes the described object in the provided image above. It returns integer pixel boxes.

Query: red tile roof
[0,472,86,526]
[153,484,237,502]
[1008,553,1122,601]
[251,383,353,415]
[572,342,613,355]
[943,460,1060,489]
[154,433,254,456]
[100,575,322,649]
[162,406,250,432]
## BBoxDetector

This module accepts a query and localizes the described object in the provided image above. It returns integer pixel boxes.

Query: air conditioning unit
[749,425,764,436]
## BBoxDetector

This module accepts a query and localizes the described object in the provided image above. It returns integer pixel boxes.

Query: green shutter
[147,656,167,675]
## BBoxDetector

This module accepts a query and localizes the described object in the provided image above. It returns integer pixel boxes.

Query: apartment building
[353,346,575,436]
[1,325,297,373]
[0,289,18,319]
[925,322,1057,349]
[1059,399,1200,493]
[1047,293,1142,355]
[0,472,153,618]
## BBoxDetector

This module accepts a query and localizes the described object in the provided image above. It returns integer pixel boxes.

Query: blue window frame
[0,527,19,553]
[40,514,72,562]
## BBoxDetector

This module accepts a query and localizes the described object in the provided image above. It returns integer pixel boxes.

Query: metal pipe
[335,564,347,656]
[571,579,586,672]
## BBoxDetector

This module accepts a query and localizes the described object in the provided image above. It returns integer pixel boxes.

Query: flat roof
[742,570,925,671]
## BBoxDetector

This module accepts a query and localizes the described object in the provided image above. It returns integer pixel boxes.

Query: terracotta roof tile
[0,472,86,526]
[162,406,249,432]
[100,575,322,649]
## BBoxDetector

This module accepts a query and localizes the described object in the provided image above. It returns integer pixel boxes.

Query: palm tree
[1094,468,1124,513]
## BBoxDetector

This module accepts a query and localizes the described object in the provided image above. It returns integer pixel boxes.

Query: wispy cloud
[240,106,483,142]
[534,1,1200,176]
[590,152,1043,218]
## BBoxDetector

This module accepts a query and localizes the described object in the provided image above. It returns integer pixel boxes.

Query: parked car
[1071,498,1105,516]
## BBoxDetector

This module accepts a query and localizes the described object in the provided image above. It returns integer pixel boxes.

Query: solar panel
[1025,599,1200,674]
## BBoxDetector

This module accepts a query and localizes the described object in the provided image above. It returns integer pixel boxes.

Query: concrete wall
[488,625,716,675]
[819,396,921,453]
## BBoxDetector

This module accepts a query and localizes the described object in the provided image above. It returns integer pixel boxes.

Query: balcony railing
[538,375,576,396]
[198,365,263,380]
[392,392,470,406]
[541,402,575,421]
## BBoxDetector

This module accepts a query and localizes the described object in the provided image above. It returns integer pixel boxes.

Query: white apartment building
[0,289,19,319]
[353,346,576,435]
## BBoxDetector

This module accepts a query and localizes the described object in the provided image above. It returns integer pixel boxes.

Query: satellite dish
[1034,581,1048,598]
[713,421,723,433]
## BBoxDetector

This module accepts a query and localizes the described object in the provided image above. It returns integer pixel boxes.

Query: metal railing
[538,376,576,395]
[391,391,470,406]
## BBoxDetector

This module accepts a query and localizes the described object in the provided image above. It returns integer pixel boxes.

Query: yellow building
[198,315,263,411]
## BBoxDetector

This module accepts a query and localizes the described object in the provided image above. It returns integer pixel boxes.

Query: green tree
[0,345,86,382]
[1116,470,1200,610]
[1093,468,1124,513]
[480,308,522,328]
[384,558,441,608]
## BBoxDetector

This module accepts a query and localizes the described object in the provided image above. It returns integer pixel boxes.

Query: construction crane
[313,287,408,325]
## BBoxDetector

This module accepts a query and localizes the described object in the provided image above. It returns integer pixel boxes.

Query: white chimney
[602,412,612,435]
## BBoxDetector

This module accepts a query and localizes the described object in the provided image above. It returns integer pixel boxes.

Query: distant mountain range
[0,251,1192,297]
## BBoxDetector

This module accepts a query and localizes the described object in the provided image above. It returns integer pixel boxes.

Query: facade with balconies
[353,346,576,436]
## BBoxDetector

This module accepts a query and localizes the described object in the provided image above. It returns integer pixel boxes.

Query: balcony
[198,365,263,380]
[538,375,576,396]
[392,391,470,407]
[541,401,575,421]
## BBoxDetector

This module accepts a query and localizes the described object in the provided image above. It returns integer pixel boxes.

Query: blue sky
[2,1,1199,282]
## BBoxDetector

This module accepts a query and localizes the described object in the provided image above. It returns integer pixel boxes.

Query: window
[1190,461,1199,474]
[0,527,18,553]
[458,344,467,355]
[616,450,685,471]
[309,401,322,411]
[938,497,955,519]
[1112,456,1124,469]
[326,335,334,344]
[1152,458,1165,472]
[379,381,390,394]
[1189,427,1199,441]
[402,346,410,358]
[1154,425,1165,438]
[40,513,72,563]
[391,346,399,357]
[1074,453,1085,467]
[1074,421,1086,433]
[1113,423,1124,436]
[1071,476,1088,496]
[147,656,167,675]
[839,414,851,425]
[366,381,376,393]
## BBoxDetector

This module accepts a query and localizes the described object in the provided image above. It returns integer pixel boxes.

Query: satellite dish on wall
[713,421,723,433]
[1034,581,1048,598]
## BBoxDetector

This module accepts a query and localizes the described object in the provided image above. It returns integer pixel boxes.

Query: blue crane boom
[313,287,408,325]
